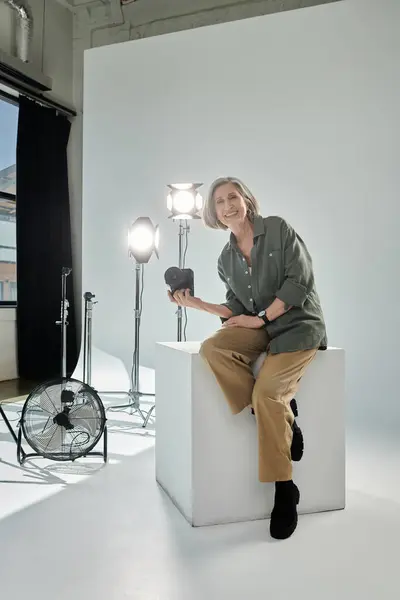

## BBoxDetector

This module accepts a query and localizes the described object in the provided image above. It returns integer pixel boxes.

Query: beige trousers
[200,327,317,483]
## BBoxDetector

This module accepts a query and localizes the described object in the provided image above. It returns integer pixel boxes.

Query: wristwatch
[257,309,270,326]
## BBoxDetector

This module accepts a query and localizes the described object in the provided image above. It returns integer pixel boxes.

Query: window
[0,96,18,306]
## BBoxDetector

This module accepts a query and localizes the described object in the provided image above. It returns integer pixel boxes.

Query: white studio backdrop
[82,0,400,433]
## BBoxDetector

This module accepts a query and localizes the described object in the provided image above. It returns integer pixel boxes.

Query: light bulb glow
[127,217,159,263]
[167,182,203,218]
[195,192,203,211]
[171,183,192,190]
[173,190,195,213]
[128,225,154,253]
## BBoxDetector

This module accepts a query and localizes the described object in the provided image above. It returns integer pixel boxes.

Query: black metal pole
[133,263,141,394]
[177,222,184,341]
[83,294,88,384]
[56,267,71,379]
[83,292,95,386]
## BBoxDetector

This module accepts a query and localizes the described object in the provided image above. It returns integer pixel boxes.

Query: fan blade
[37,393,59,416]
[33,423,63,454]
[69,404,99,437]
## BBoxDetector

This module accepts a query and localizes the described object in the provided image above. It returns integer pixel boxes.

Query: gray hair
[202,176,260,230]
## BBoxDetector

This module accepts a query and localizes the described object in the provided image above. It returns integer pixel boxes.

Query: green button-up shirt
[217,215,327,354]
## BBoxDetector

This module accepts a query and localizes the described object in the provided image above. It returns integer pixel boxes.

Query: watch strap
[258,310,270,326]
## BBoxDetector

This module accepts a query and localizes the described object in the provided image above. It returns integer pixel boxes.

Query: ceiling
[52,0,116,13]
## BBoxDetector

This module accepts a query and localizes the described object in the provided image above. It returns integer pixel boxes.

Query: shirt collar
[228,215,265,248]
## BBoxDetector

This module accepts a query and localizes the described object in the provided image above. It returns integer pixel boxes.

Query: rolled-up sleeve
[275,220,314,308]
[218,259,246,317]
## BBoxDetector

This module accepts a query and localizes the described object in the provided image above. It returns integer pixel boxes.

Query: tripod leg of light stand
[142,403,155,428]
[106,394,147,422]
[0,405,26,460]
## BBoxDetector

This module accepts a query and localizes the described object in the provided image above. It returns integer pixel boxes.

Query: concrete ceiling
[52,0,115,13]
[52,0,340,16]
[52,0,342,49]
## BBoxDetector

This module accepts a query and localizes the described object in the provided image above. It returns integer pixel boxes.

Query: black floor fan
[17,268,107,465]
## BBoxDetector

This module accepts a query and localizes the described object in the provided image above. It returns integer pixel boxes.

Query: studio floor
[0,388,399,599]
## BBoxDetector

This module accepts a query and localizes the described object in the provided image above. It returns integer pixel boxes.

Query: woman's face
[214,182,248,229]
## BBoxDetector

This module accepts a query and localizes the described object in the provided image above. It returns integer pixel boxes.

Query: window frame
[0,92,18,308]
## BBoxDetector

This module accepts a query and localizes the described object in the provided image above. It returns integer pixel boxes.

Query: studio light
[167,183,203,220]
[166,183,203,342]
[103,216,159,427]
[128,216,159,263]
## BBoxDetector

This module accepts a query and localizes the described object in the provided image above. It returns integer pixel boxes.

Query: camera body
[164,267,195,296]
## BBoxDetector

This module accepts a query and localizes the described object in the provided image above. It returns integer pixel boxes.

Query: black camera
[164,267,195,296]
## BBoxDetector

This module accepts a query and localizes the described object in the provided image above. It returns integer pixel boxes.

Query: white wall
[71,0,337,344]
[83,0,400,434]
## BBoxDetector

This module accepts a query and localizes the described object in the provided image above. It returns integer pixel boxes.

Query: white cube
[155,342,345,527]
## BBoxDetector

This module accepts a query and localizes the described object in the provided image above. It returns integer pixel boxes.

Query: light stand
[177,219,190,342]
[83,292,96,386]
[56,266,72,378]
[167,183,203,342]
[103,217,159,428]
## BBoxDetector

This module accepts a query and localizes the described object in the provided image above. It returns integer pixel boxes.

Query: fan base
[17,425,108,465]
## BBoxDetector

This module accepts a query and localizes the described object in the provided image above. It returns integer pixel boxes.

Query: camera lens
[164,267,181,283]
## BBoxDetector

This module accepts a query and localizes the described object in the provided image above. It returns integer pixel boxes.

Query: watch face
[258,310,266,317]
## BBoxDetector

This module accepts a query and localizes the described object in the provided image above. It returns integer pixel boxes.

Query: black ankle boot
[270,480,300,540]
[290,399,304,462]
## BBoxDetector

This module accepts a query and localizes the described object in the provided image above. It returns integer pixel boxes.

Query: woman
[169,177,327,540]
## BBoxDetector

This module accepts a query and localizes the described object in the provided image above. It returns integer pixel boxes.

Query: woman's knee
[199,332,226,363]
[252,377,281,408]
[199,336,217,362]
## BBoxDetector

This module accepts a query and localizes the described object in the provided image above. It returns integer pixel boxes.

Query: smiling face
[203,177,260,231]
[214,182,249,230]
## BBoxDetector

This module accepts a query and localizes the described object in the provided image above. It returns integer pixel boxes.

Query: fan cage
[20,377,106,461]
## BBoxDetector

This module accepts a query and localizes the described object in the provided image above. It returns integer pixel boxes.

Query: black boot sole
[270,484,300,540]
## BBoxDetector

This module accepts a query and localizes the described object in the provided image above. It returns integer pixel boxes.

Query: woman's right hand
[167,289,203,310]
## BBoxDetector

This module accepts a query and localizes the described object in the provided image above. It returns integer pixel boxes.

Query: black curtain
[16,96,78,381]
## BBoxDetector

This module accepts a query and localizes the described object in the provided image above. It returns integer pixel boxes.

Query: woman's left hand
[222,315,264,329]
